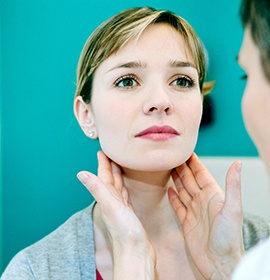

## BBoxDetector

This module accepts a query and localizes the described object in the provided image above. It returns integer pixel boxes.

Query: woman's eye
[114,75,139,88]
[171,76,194,88]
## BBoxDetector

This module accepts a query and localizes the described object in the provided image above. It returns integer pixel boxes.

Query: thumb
[224,160,243,215]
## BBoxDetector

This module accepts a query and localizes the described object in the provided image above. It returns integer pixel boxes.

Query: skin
[75,23,244,279]
[168,154,243,279]
[78,23,203,172]
[238,27,270,174]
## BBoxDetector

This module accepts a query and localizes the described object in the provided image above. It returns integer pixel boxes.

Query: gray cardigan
[2,202,270,280]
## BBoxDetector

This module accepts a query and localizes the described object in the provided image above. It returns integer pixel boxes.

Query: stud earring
[89,130,95,138]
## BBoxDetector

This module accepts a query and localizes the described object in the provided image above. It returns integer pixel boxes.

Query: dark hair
[240,0,270,81]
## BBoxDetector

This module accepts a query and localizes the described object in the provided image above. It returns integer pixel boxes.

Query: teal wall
[0,0,3,272]
[1,0,256,273]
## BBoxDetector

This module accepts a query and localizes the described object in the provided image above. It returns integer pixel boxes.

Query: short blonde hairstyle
[75,7,209,103]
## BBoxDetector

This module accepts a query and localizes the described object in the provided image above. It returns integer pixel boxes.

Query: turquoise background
[0,0,3,271]
[1,0,257,273]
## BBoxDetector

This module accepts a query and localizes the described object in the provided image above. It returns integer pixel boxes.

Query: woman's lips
[135,125,179,140]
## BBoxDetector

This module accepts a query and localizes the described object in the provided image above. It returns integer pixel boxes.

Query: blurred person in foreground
[232,0,270,279]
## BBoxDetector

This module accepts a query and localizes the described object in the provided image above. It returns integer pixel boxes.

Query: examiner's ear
[74,96,98,139]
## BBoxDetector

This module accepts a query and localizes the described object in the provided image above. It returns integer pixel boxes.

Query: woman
[232,0,270,278]
[2,7,270,280]
[74,7,244,279]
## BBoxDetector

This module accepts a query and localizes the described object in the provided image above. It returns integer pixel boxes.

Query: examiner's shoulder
[1,203,96,280]
[232,237,270,280]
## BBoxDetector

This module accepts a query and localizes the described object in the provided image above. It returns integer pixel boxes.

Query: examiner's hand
[77,151,156,279]
[168,153,244,280]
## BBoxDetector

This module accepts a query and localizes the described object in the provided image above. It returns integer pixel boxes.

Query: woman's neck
[121,169,178,236]
[93,168,187,280]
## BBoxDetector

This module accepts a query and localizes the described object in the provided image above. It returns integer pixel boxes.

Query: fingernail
[77,172,89,185]
[235,161,242,174]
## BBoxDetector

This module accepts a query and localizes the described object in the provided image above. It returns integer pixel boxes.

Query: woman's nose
[143,87,173,115]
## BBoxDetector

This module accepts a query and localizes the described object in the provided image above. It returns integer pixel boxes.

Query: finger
[168,186,186,224]
[179,188,193,207]
[97,151,114,185]
[122,187,133,209]
[187,153,218,190]
[171,167,185,192]
[172,169,193,207]
[111,161,124,193]
[224,160,243,215]
[111,161,131,207]
[174,160,201,196]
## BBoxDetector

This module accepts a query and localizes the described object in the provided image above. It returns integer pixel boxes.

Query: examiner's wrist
[113,248,156,280]
[112,240,156,279]
[209,254,244,280]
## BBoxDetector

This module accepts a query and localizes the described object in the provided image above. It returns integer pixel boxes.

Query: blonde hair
[75,7,210,103]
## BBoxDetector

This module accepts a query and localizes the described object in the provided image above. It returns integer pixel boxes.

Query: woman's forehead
[102,23,196,68]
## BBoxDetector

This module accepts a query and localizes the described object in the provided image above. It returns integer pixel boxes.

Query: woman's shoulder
[28,202,95,252]
[1,202,97,280]
[243,212,270,250]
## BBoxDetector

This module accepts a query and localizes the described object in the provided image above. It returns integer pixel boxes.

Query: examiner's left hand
[168,153,244,280]
[77,151,156,279]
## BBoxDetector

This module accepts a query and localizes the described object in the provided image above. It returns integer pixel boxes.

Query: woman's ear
[74,96,98,139]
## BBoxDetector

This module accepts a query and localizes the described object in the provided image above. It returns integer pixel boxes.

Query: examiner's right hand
[168,153,244,280]
[77,151,156,279]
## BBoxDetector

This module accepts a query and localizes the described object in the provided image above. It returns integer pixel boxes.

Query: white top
[232,237,270,280]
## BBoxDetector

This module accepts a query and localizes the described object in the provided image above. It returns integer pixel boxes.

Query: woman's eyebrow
[107,61,147,72]
[106,60,196,73]
[170,60,196,69]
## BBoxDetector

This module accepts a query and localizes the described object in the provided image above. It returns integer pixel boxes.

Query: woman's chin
[121,160,185,173]
[106,150,193,173]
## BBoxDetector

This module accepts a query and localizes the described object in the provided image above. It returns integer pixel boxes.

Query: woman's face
[77,23,202,172]
[238,27,270,164]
